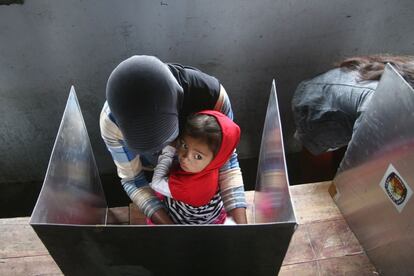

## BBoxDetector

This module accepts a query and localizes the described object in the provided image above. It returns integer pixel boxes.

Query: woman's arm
[100,102,173,224]
[216,85,248,224]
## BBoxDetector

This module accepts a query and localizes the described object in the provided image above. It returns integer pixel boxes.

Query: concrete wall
[1,0,413,185]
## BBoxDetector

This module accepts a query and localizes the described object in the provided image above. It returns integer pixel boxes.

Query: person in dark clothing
[100,55,247,224]
[292,54,414,155]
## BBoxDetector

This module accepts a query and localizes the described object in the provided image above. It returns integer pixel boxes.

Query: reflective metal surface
[254,80,296,223]
[30,86,107,225]
[334,64,414,276]
[30,83,296,276]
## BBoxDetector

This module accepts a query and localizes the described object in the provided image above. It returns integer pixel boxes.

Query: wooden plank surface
[0,218,49,258]
[279,254,376,276]
[289,181,343,224]
[0,182,377,275]
[106,206,130,225]
[0,255,62,276]
[0,217,63,275]
[279,181,377,275]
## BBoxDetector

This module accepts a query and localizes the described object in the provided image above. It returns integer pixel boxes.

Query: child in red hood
[149,110,241,224]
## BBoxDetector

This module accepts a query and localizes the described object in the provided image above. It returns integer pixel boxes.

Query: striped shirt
[99,85,247,219]
[165,192,224,224]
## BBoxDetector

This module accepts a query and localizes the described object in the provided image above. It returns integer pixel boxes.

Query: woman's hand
[228,207,248,224]
[150,209,174,224]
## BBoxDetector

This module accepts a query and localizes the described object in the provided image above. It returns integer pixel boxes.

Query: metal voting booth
[30,82,297,276]
[334,64,414,276]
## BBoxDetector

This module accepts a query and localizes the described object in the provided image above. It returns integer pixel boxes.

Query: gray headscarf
[107,55,183,154]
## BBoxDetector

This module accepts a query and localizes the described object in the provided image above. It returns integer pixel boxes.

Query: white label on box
[379,164,412,213]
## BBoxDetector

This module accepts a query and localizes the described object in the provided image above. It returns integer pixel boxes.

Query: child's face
[177,135,214,173]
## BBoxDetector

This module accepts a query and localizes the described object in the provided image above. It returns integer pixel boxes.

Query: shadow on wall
[0,181,41,218]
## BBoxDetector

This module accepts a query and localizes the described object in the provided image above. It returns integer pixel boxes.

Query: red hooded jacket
[168,110,241,206]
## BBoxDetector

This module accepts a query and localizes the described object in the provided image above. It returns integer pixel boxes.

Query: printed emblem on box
[380,164,412,213]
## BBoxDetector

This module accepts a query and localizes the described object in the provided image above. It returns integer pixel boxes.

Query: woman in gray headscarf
[100,55,247,224]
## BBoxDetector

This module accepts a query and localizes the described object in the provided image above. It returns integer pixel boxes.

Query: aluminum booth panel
[30,82,296,276]
[30,86,107,225]
[334,64,414,276]
[254,80,296,224]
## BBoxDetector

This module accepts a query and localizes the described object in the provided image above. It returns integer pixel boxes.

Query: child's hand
[224,217,236,225]
[161,144,176,156]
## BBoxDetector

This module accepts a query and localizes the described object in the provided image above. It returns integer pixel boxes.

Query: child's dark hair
[183,113,222,156]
